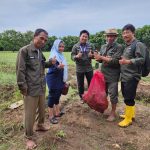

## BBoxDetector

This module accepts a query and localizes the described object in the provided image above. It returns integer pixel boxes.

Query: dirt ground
[0,66,150,150]
[0,85,16,103]
[136,81,150,103]
[1,96,150,150]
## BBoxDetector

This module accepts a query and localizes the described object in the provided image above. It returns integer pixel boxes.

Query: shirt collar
[30,41,40,52]
[106,42,116,48]
[126,38,136,46]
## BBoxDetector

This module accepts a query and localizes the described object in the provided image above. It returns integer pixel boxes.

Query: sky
[0,0,150,37]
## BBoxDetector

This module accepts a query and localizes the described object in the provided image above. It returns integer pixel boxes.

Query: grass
[0,51,73,65]
[0,51,76,150]
[141,76,150,82]
[55,130,66,138]
[0,72,16,85]
[0,51,73,85]
[0,51,75,112]
[0,51,150,150]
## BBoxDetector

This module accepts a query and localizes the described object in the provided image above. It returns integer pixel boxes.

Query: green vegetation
[0,25,150,52]
[0,52,73,84]
[0,50,150,150]
[55,130,66,138]
[0,51,73,149]
[142,76,150,82]
[0,52,74,112]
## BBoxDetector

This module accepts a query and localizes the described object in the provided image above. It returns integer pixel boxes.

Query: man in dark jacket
[16,29,56,149]
[95,29,123,121]
[71,30,94,103]
[118,24,146,127]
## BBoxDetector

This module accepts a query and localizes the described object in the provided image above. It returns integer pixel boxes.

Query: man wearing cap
[94,28,123,121]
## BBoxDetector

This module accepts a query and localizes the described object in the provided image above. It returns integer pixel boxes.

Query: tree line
[0,25,150,52]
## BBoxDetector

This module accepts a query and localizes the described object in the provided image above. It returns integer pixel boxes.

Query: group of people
[16,24,146,149]
[71,24,146,126]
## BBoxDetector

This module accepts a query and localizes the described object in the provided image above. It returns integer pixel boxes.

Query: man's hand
[101,56,112,63]
[88,50,93,58]
[20,88,27,96]
[51,56,57,65]
[119,57,132,65]
[94,50,98,56]
[75,52,82,59]
[58,62,65,69]
[94,54,102,61]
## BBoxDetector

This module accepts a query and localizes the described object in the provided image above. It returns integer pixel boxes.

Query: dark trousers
[48,89,62,108]
[76,71,93,98]
[121,78,139,106]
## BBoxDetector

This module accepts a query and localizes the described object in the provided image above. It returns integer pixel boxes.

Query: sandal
[49,117,58,124]
[55,111,65,118]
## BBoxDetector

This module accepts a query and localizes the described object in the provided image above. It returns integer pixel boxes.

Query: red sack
[82,71,108,113]
[62,83,70,95]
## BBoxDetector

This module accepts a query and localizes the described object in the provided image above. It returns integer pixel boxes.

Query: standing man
[119,24,146,127]
[16,29,56,149]
[71,30,94,103]
[94,29,122,121]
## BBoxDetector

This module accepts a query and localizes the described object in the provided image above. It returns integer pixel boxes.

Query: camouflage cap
[104,28,118,36]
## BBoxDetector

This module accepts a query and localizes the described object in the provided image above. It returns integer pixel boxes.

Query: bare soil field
[0,66,150,150]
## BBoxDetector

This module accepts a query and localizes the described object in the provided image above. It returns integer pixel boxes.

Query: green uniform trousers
[23,95,45,139]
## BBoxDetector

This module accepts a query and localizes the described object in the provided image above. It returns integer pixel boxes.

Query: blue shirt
[46,61,64,89]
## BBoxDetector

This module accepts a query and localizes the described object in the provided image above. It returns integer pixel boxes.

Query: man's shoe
[35,124,50,131]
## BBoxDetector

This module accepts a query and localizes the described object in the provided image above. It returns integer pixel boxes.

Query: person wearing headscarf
[46,39,68,124]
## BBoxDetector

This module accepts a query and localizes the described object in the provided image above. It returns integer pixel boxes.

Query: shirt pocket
[26,56,39,69]
[123,48,134,59]
[107,48,117,57]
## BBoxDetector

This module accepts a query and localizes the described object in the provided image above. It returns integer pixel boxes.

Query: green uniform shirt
[120,39,145,82]
[16,42,52,96]
[71,42,94,73]
[99,42,123,82]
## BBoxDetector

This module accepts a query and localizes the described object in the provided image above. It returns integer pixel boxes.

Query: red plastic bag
[82,71,108,113]
[62,83,70,95]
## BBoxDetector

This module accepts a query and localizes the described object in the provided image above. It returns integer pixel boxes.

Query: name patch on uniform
[30,56,35,59]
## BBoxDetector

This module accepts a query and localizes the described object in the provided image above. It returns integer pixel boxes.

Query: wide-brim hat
[104,28,118,36]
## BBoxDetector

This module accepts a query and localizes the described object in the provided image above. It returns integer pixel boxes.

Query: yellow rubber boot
[118,105,133,127]
[120,106,135,120]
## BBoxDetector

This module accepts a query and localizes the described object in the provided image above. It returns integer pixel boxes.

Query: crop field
[0,51,150,150]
